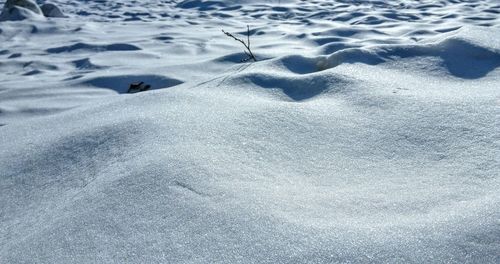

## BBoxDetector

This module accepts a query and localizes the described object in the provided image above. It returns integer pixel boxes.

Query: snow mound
[0,6,44,21]
[2,0,42,14]
[0,1,65,20]
[1,0,499,263]
[40,3,65,18]
[319,27,500,79]
[215,27,500,102]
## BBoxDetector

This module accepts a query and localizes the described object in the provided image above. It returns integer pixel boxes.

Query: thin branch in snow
[222,25,257,63]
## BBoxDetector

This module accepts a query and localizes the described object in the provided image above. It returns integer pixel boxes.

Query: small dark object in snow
[127,81,151,93]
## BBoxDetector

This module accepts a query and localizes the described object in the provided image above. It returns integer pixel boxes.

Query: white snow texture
[0,0,499,263]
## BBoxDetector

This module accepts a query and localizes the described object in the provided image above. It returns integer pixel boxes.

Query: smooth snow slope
[1,0,499,263]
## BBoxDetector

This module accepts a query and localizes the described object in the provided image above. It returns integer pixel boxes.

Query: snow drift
[0,0,499,263]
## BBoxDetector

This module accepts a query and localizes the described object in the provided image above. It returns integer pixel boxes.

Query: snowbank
[0,0,499,263]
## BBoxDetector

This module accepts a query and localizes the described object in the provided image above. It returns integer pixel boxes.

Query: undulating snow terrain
[1,0,499,263]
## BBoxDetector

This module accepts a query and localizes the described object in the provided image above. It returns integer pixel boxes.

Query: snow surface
[1,0,499,263]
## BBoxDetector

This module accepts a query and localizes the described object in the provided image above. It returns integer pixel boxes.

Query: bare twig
[222,25,257,62]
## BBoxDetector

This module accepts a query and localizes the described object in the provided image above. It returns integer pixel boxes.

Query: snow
[1,0,499,263]
[40,3,65,18]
